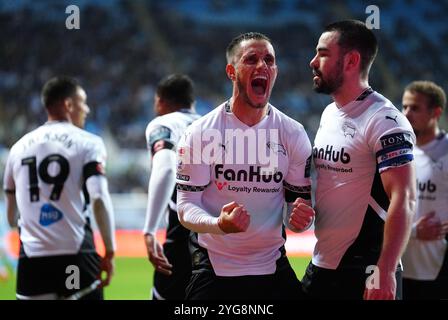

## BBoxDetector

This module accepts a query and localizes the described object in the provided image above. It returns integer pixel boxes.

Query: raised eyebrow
[242,52,257,59]
[316,47,330,53]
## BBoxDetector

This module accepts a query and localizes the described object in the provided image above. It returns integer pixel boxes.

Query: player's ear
[344,50,361,72]
[433,106,443,119]
[64,97,74,113]
[157,98,169,115]
[226,64,236,81]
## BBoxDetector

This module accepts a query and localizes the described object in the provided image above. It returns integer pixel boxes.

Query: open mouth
[312,70,322,81]
[251,77,267,95]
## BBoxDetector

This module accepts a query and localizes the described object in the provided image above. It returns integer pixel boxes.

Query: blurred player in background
[401,81,448,299]
[3,76,116,299]
[143,74,200,300]
[176,32,314,300]
[302,20,416,300]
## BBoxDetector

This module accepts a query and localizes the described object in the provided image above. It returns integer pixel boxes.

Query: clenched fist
[217,201,251,233]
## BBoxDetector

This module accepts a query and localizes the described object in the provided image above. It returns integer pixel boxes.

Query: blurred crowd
[1,0,447,192]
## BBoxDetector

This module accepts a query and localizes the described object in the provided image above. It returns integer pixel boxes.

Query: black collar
[355,87,374,101]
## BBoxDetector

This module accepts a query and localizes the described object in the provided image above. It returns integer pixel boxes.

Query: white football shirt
[312,89,415,269]
[143,109,200,236]
[402,133,448,280]
[176,101,312,276]
[3,121,107,257]
[145,109,201,157]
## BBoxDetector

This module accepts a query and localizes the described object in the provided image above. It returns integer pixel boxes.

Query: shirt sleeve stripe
[83,161,105,181]
[285,189,311,202]
[176,183,208,192]
[376,143,413,157]
[283,181,311,193]
[378,154,414,170]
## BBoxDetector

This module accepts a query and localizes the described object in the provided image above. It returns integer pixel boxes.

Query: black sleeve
[83,161,105,181]
[283,182,311,202]
[148,126,175,155]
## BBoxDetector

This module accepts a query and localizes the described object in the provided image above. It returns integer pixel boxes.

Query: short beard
[313,56,344,95]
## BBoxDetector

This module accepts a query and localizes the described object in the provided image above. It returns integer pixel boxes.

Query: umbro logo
[385,115,398,124]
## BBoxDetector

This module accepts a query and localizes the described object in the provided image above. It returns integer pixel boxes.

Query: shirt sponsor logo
[315,163,353,173]
[215,182,281,194]
[214,164,283,183]
[313,145,351,164]
[417,179,437,193]
[39,203,63,226]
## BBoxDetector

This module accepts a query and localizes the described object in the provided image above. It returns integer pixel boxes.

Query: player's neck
[159,105,191,116]
[332,79,370,108]
[230,97,268,127]
[47,114,70,123]
[417,127,440,146]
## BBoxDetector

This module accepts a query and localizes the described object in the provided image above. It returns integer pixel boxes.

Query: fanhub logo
[313,145,351,164]
[215,164,283,183]
[418,179,436,193]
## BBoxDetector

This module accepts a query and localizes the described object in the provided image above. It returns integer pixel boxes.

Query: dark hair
[226,32,271,64]
[405,80,446,111]
[156,74,195,108]
[41,76,79,108]
[324,20,378,78]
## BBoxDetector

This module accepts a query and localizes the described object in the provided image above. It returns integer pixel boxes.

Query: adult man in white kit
[143,74,200,300]
[3,76,115,299]
[302,20,416,300]
[401,80,448,299]
[176,32,314,300]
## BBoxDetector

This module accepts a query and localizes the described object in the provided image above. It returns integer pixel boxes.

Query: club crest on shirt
[267,141,286,156]
[342,122,356,138]
[432,160,443,171]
